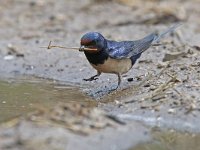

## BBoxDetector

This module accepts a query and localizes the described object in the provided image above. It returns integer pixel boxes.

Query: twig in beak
[40,41,80,50]
[40,41,97,51]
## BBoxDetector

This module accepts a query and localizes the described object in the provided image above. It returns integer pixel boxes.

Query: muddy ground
[0,0,200,150]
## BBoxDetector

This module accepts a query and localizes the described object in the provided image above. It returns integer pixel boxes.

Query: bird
[79,24,181,89]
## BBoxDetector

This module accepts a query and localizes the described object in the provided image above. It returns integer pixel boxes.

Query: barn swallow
[79,24,181,89]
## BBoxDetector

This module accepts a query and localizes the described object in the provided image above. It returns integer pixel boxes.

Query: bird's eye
[90,40,96,46]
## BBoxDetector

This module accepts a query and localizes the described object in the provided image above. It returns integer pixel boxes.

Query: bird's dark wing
[106,33,157,59]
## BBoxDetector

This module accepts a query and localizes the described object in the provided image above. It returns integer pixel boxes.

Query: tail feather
[129,23,182,64]
[153,23,182,43]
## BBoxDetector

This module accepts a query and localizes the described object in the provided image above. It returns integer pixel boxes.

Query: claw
[83,71,101,81]
[83,77,99,81]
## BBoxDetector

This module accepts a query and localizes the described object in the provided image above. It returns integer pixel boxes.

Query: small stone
[35,40,40,44]
[193,45,200,51]
[187,49,194,55]
[135,76,142,81]
[157,61,168,68]
[168,108,176,114]
[7,43,15,50]
[127,78,133,82]
[29,1,36,6]
[4,55,15,60]
[190,103,196,110]
[7,43,19,54]
[115,100,120,105]
[49,15,56,21]
[180,66,187,70]
[149,85,156,91]
[57,69,64,72]
[154,106,160,111]
[173,101,180,106]
[143,83,150,87]
[115,100,124,107]
[16,54,24,57]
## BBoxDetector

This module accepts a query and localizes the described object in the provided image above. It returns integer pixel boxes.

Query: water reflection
[0,78,96,122]
[132,129,200,150]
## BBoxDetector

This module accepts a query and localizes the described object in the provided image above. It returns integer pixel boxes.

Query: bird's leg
[83,71,101,81]
[115,73,122,89]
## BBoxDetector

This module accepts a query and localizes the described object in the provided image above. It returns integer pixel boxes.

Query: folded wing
[107,33,156,59]
[107,23,182,60]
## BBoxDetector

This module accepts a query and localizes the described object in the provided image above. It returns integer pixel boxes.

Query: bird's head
[79,32,106,52]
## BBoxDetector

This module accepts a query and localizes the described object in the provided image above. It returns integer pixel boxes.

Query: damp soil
[0,77,95,123]
[132,129,200,150]
[0,0,200,149]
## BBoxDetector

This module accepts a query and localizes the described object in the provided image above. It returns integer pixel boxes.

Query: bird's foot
[83,76,99,81]
[83,72,101,82]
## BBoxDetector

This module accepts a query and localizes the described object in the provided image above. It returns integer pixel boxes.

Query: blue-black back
[106,33,157,65]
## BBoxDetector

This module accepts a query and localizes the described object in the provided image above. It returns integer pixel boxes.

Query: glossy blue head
[80,32,107,52]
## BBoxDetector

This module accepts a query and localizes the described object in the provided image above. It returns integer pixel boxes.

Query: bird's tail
[153,23,182,43]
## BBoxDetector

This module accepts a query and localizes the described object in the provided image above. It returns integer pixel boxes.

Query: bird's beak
[79,45,98,52]
[79,45,85,52]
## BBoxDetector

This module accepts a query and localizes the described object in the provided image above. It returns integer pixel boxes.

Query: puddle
[0,78,96,123]
[131,129,200,150]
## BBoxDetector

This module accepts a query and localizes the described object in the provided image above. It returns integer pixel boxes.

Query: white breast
[91,57,132,74]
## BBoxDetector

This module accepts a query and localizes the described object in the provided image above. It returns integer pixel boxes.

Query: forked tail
[129,23,182,65]
[153,23,182,43]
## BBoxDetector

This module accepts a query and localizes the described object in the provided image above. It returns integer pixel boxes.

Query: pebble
[168,108,176,114]
[127,78,133,82]
[4,55,15,60]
